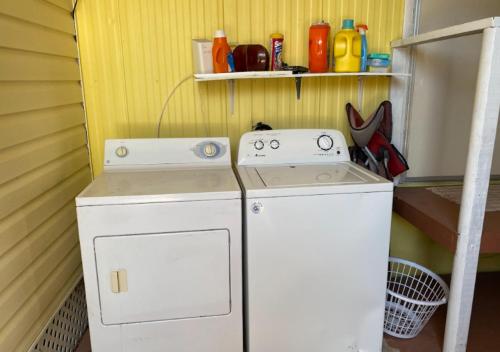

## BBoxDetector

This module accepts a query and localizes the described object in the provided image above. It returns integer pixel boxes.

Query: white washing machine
[76,138,243,352]
[237,129,393,352]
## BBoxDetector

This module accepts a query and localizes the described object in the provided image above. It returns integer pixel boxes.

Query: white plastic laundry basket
[384,257,449,339]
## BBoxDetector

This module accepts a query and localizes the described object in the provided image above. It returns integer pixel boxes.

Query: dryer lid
[76,167,241,206]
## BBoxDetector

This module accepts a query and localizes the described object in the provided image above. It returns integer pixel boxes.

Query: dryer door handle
[110,269,128,293]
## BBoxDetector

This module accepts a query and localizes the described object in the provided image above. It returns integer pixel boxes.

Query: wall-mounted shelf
[194,71,411,81]
[194,71,411,113]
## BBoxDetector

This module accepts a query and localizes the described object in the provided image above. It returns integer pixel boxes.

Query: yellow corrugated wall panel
[0,0,76,35]
[0,14,78,58]
[0,0,90,350]
[19,267,83,352]
[0,82,83,115]
[0,49,81,81]
[0,167,90,256]
[0,126,87,184]
[76,0,405,175]
[0,224,79,330]
[1,253,82,352]
[0,104,85,150]
[0,149,89,220]
[0,201,78,291]
[44,0,74,12]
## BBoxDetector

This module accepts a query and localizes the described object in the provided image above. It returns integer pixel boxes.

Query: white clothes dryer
[76,138,243,352]
[236,129,393,352]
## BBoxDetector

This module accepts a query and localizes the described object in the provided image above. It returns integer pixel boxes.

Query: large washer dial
[317,135,334,151]
[254,140,265,150]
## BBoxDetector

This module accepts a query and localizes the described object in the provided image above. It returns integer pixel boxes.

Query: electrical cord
[156,75,193,138]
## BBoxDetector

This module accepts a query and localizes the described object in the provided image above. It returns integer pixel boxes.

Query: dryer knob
[203,143,218,158]
[115,146,129,158]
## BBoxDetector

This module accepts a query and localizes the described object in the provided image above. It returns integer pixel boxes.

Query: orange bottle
[212,29,231,73]
[309,21,330,73]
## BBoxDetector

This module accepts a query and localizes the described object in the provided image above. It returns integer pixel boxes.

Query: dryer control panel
[104,138,230,171]
[238,129,350,166]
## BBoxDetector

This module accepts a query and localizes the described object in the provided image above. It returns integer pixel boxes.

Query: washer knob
[203,143,218,158]
[270,139,280,149]
[317,135,334,151]
[254,140,265,150]
[115,146,128,158]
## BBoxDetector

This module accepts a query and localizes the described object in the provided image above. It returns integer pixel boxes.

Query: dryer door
[94,230,231,325]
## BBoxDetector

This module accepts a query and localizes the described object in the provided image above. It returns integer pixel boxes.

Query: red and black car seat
[346,100,409,180]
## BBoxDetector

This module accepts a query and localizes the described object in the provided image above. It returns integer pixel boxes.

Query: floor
[386,272,500,352]
[75,331,90,352]
[76,272,500,352]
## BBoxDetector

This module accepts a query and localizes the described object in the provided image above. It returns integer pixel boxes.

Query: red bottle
[309,22,330,73]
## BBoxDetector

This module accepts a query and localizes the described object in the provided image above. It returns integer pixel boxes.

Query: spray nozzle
[356,24,368,34]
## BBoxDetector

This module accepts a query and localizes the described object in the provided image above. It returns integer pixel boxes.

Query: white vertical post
[390,0,420,156]
[444,27,500,352]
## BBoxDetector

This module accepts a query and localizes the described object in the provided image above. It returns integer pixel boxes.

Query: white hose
[156,75,193,138]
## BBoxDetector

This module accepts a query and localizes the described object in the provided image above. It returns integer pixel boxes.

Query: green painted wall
[391,213,500,275]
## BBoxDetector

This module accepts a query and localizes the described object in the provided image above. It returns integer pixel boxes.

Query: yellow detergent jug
[334,19,361,72]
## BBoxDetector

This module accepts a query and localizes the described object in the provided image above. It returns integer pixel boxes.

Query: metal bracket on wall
[357,76,364,113]
[294,77,302,100]
[228,80,235,114]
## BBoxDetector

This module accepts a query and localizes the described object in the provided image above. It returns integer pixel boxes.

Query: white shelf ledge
[194,71,411,81]
[194,70,410,111]
[392,17,500,48]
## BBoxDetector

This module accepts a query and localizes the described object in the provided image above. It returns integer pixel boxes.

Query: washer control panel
[104,138,230,170]
[238,129,349,166]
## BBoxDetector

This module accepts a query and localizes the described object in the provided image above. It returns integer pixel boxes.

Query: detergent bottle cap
[342,19,355,29]
[312,20,330,27]
[214,29,226,38]
[356,24,368,34]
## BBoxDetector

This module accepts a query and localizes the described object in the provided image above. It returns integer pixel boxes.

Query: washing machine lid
[238,162,392,198]
[76,167,241,206]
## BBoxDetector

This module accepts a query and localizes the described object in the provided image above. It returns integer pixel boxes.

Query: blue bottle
[356,24,368,72]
